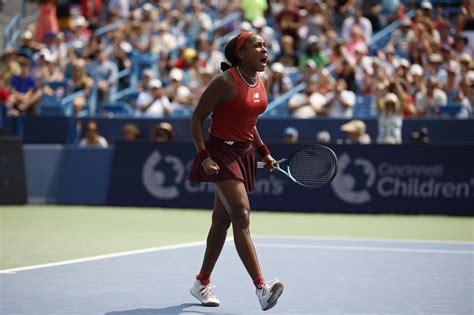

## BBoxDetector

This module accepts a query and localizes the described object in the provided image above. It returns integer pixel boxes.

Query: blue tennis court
[1,236,473,315]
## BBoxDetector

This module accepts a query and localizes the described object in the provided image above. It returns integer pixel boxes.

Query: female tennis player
[187,32,284,311]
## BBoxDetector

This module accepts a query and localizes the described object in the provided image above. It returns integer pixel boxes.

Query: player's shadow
[105,303,237,315]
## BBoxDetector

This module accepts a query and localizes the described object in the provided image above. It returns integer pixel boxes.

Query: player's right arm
[191,72,235,175]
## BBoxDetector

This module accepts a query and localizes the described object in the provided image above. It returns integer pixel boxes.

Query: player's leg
[198,191,231,281]
[216,179,284,311]
[190,191,231,307]
[215,179,262,281]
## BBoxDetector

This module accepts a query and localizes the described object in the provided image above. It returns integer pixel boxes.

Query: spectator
[79,120,109,148]
[415,77,447,117]
[339,119,372,144]
[276,35,298,68]
[165,68,184,102]
[316,130,331,145]
[361,0,382,31]
[298,36,327,71]
[123,123,140,141]
[274,0,303,48]
[9,58,40,116]
[111,41,132,89]
[341,9,373,42]
[87,47,118,102]
[443,66,461,102]
[35,0,59,44]
[288,83,325,118]
[388,17,414,56]
[136,79,171,117]
[171,85,193,114]
[409,63,424,95]
[136,68,154,93]
[68,15,92,41]
[323,78,356,118]
[268,62,293,99]
[150,122,174,142]
[19,31,44,58]
[240,0,268,23]
[305,1,330,38]
[69,58,94,115]
[282,127,299,143]
[0,48,21,85]
[108,0,130,19]
[151,22,177,55]
[376,92,403,144]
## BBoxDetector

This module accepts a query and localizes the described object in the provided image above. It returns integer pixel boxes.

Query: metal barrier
[3,14,20,49]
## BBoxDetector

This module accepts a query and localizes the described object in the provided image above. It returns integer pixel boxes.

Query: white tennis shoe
[190,279,220,307]
[256,278,284,311]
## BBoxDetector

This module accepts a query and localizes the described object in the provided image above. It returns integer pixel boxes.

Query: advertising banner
[107,142,474,215]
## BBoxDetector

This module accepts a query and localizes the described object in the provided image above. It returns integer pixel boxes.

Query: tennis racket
[257,144,338,188]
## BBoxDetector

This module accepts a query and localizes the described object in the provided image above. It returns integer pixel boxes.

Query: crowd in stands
[0,0,473,145]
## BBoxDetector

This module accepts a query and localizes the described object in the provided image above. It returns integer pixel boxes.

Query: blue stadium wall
[22,142,474,215]
[6,116,474,144]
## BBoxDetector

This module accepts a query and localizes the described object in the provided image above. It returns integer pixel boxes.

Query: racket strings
[288,146,337,188]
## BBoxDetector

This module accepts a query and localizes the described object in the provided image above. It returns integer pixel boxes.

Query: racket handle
[257,161,265,168]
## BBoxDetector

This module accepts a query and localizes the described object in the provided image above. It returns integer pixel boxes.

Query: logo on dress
[253,92,260,102]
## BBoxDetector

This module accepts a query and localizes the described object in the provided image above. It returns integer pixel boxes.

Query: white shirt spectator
[325,90,356,118]
[136,92,171,117]
[108,0,130,18]
[79,136,109,148]
[341,16,373,42]
[415,88,447,116]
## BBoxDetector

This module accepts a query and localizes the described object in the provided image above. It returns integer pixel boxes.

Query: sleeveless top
[208,67,268,142]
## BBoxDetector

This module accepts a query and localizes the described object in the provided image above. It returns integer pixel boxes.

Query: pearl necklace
[236,66,257,87]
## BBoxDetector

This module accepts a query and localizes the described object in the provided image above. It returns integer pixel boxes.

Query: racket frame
[256,144,338,188]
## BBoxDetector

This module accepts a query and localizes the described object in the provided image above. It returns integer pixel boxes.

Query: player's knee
[231,207,250,230]
[212,213,231,231]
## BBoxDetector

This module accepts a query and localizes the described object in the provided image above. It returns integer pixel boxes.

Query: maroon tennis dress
[187,67,268,192]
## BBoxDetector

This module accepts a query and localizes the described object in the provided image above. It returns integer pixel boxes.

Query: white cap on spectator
[400,17,412,27]
[149,79,162,89]
[240,21,252,32]
[44,53,56,63]
[120,42,133,53]
[341,120,366,135]
[428,53,443,63]
[142,68,153,78]
[459,53,472,63]
[72,16,89,28]
[170,68,184,82]
[307,35,319,45]
[421,1,432,10]
[316,130,331,143]
[22,30,33,40]
[177,85,191,98]
[253,17,267,28]
[271,62,285,74]
[142,3,154,11]
[398,58,410,68]
[409,64,423,76]
[467,71,474,82]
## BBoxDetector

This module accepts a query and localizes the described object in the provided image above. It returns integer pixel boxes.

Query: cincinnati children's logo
[331,153,474,205]
[331,153,376,204]
[142,150,185,200]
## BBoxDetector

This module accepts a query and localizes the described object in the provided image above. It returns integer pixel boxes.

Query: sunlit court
[1,0,474,314]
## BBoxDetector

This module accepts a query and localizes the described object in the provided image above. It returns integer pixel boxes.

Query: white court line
[255,243,474,255]
[254,235,474,245]
[2,236,471,274]
[0,240,207,274]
